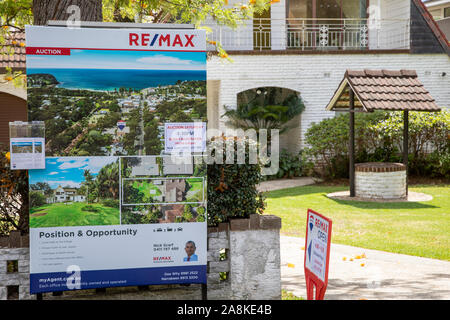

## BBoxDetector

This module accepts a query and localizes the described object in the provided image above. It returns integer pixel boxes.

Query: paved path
[257,177,319,193]
[281,235,450,300]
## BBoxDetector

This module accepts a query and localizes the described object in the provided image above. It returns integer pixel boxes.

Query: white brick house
[205,0,450,154]
[48,185,86,204]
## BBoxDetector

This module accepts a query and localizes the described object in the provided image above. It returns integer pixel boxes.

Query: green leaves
[223,87,305,133]
[207,137,265,226]
[305,110,450,179]
[263,149,308,180]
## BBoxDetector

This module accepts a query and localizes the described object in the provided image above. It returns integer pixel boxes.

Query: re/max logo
[129,33,195,48]
[153,256,172,262]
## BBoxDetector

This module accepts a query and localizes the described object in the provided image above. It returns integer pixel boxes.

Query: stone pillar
[0,231,33,300]
[207,214,282,300]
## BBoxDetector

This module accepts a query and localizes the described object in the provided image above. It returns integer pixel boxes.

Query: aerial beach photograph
[27,49,207,157]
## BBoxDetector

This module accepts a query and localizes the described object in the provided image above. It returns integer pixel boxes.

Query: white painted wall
[368,0,411,49]
[271,1,287,50]
[205,0,253,51]
[207,53,450,151]
[356,170,407,199]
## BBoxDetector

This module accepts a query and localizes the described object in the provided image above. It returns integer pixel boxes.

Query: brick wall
[207,53,450,151]
[355,163,407,199]
[0,231,33,300]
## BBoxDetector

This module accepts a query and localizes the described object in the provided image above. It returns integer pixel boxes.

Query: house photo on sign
[26,25,208,294]
[9,121,45,170]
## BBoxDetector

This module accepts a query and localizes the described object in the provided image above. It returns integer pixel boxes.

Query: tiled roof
[326,70,441,112]
[0,32,26,70]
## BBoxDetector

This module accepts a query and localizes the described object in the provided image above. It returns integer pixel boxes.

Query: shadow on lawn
[326,195,439,210]
[265,185,439,209]
[264,185,347,199]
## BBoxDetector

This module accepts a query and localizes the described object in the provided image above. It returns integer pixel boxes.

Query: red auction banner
[304,209,332,300]
[26,47,71,55]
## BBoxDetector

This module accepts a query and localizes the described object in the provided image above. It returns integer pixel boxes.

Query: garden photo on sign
[120,156,207,225]
[29,157,120,228]
[27,50,207,156]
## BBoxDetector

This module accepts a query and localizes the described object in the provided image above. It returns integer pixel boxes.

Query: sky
[27,49,206,71]
[29,157,118,189]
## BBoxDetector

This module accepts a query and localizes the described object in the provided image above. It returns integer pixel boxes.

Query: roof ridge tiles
[347,69,418,79]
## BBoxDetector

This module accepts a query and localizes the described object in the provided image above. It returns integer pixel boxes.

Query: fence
[205,18,410,51]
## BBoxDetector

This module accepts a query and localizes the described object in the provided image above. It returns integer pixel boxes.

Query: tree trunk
[33,0,103,26]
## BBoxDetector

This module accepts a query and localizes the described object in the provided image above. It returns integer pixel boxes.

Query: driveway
[281,235,450,300]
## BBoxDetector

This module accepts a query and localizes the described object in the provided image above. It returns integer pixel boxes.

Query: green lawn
[264,184,450,261]
[30,202,120,228]
[186,177,203,189]
[132,180,162,202]
[186,178,204,201]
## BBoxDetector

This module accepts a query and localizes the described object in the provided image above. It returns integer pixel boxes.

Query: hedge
[305,110,450,179]
[207,137,265,226]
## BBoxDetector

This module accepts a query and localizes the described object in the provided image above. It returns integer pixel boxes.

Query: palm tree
[96,161,119,199]
[223,87,305,134]
[83,169,94,203]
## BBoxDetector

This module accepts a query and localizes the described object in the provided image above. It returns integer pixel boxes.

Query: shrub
[207,137,265,226]
[370,110,449,156]
[102,199,119,208]
[305,110,450,179]
[263,149,310,180]
[30,191,47,208]
[81,205,100,213]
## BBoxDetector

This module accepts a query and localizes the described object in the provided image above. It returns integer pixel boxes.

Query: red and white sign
[25,26,206,52]
[26,47,71,55]
[304,209,332,300]
[164,122,206,154]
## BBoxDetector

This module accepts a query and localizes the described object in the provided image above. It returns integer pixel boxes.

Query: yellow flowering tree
[0,145,29,235]
[1,0,272,78]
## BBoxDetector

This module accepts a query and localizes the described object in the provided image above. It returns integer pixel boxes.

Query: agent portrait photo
[183,240,198,262]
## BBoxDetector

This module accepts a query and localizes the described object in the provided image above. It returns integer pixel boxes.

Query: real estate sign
[9,121,45,170]
[304,209,332,300]
[26,25,207,294]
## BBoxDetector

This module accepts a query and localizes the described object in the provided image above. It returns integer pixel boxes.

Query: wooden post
[403,110,409,196]
[202,283,207,300]
[349,89,355,197]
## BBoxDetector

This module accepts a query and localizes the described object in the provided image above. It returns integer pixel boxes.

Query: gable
[410,0,450,55]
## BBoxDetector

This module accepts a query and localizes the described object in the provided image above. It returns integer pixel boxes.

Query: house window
[444,7,450,18]
[286,0,367,20]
